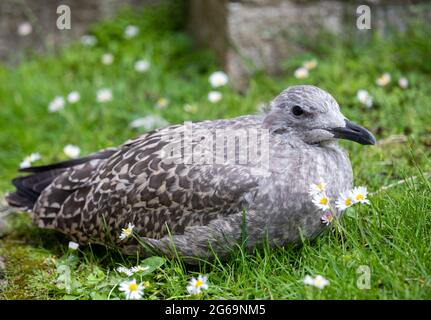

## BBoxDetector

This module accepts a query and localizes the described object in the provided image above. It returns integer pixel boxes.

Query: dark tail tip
[5,192,34,211]
[7,171,61,211]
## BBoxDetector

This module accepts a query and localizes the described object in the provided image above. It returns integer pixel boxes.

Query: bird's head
[263,85,376,145]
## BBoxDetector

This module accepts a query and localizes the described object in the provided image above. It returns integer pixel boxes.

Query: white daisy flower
[313,275,330,289]
[187,275,208,295]
[208,91,222,103]
[67,91,80,104]
[356,89,373,108]
[119,279,144,300]
[63,144,81,159]
[117,266,134,277]
[28,152,41,162]
[117,265,150,277]
[17,22,32,36]
[376,73,391,87]
[119,223,135,240]
[124,25,139,39]
[304,275,329,289]
[350,186,370,205]
[101,53,114,65]
[312,193,330,211]
[303,59,317,70]
[130,265,150,273]
[19,153,41,169]
[398,77,409,89]
[155,97,169,109]
[335,191,354,211]
[129,115,168,131]
[23,152,41,168]
[303,275,314,286]
[309,182,326,196]
[68,241,79,251]
[294,67,309,79]
[320,212,334,225]
[80,35,97,47]
[19,160,31,169]
[209,71,229,88]
[48,96,65,113]
[96,88,113,103]
[134,59,150,73]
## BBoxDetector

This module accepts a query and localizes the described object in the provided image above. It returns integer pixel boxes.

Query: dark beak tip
[361,133,377,146]
[362,129,377,146]
[364,140,376,146]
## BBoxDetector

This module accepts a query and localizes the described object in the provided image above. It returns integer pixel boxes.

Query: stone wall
[189,0,431,90]
[2,0,430,88]
[0,0,161,64]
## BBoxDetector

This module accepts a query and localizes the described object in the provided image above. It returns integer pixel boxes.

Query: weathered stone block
[189,0,431,91]
[0,0,161,64]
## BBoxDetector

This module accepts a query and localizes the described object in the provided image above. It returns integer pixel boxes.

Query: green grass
[0,2,430,299]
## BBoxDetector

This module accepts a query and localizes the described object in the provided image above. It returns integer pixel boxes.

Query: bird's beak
[329,119,376,145]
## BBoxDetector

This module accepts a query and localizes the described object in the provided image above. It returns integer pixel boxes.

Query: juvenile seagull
[7,85,375,262]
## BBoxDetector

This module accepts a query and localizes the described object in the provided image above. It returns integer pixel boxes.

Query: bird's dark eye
[292,105,304,116]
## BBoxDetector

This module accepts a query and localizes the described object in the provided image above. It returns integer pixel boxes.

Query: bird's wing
[34,116,266,242]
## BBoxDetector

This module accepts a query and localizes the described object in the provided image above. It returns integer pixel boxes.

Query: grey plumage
[7,85,376,262]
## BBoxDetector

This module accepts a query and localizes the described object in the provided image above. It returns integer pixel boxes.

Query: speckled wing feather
[33,116,264,245]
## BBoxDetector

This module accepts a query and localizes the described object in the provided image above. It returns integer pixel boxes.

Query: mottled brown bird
[7,85,375,262]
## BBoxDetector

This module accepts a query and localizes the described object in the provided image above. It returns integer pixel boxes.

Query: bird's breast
[266,143,353,198]
[244,144,353,244]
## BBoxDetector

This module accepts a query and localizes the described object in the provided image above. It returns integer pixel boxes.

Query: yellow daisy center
[129,283,138,292]
[345,198,352,206]
[317,183,324,191]
[195,280,203,288]
[319,197,328,205]
[356,194,364,201]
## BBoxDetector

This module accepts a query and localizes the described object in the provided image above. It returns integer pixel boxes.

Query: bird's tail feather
[6,169,67,211]
[6,148,118,211]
